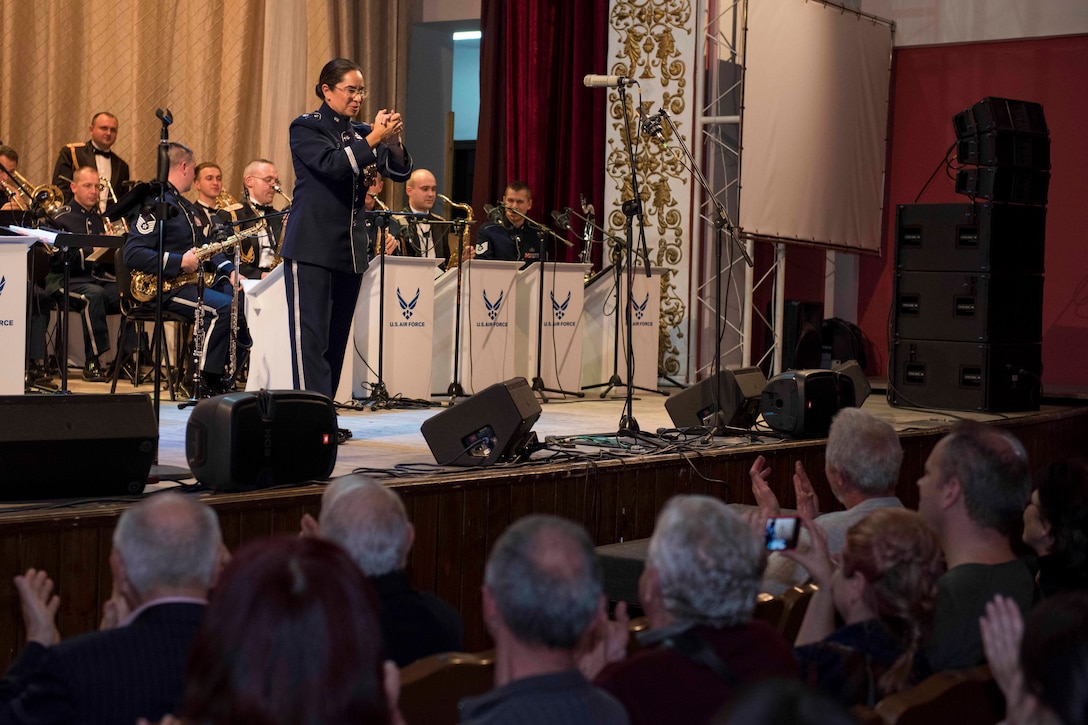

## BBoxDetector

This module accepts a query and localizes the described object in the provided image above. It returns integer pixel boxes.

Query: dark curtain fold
[473,0,608,264]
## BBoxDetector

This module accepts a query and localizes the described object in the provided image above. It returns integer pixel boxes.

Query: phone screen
[765,516,801,551]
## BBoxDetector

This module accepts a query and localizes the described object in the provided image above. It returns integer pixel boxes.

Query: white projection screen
[738,0,893,253]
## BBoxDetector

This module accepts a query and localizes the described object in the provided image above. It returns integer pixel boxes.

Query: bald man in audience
[749,407,905,594]
[916,422,1036,672]
[302,475,462,667]
[0,493,224,725]
[460,515,629,725]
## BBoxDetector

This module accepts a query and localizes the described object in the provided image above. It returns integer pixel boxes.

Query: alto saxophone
[130,235,242,302]
[436,193,473,268]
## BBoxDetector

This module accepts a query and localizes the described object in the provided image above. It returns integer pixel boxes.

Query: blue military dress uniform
[123,185,248,389]
[279,101,412,398]
[474,220,543,263]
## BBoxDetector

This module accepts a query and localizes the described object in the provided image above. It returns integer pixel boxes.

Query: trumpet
[215,189,239,210]
[9,169,63,217]
[102,176,129,235]
[437,193,473,268]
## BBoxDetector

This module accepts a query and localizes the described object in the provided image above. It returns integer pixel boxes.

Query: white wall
[862,0,1088,47]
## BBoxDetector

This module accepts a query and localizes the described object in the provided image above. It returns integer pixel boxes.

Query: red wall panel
[857,34,1088,387]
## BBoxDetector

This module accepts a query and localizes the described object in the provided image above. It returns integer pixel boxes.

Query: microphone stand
[355,209,429,409]
[448,217,468,401]
[150,108,172,423]
[652,109,751,432]
[568,206,667,398]
[488,203,581,402]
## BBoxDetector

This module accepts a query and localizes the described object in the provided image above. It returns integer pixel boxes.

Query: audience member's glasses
[336,86,367,99]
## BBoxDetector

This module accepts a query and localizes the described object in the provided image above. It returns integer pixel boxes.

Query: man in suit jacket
[51,112,131,211]
[0,493,224,725]
[393,168,451,268]
[301,475,463,667]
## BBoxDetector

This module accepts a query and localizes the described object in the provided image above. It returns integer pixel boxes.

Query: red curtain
[473,0,609,264]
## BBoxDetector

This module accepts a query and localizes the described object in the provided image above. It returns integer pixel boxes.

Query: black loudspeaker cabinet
[763,300,823,373]
[953,97,1048,138]
[665,366,767,429]
[186,390,338,492]
[955,167,1049,206]
[0,394,156,499]
[760,370,856,438]
[890,339,1041,413]
[832,360,871,408]
[956,130,1051,170]
[421,377,542,466]
[894,271,1043,344]
[895,203,1046,274]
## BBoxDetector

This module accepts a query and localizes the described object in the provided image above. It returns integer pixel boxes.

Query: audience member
[785,509,945,707]
[588,495,797,725]
[459,515,628,725]
[302,475,463,667]
[712,679,857,725]
[179,536,403,725]
[982,591,1088,725]
[1022,458,1088,597]
[916,422,1035,672]
[750,408,904,594]
[0,493,223,724]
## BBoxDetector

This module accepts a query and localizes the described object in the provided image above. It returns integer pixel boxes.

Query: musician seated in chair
[227,159,287,280]
[123,142,251,396]
[390,168,451,268]
[469,180,542,264]
[363,174,399,262]
[49,166,123,382]
[191,162,235,229]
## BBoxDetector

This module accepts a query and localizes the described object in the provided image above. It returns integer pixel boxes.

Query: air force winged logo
[0,275,5,298]
[483,289,503,321]
[550,290,571,320]
[632,293,649,321]
[397,287,420,320]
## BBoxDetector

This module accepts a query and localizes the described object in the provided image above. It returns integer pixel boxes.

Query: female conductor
[280,58,412,401]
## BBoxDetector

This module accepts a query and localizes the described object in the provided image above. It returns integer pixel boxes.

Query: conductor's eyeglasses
[336,85,367,100]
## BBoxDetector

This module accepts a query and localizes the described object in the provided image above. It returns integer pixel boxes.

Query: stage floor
[55,372,1043,489]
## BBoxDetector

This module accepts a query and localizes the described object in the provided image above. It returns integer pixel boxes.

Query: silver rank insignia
[475,241,489,255]
[134,214,157,234]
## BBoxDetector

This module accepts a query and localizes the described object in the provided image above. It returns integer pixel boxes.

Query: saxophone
[436,193,473,268]
[130,235,241,302]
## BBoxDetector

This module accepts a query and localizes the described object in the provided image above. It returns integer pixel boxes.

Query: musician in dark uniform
[51,112,131,210]
[363,174,399,261]
[49,167,121,381]
[279,57,412,401]
[192,162,231,228]
[226,159,286,279]
[471,180,542,263]
[123,142,249,395]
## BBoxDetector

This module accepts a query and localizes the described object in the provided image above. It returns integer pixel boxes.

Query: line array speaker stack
[891,99,1048,412]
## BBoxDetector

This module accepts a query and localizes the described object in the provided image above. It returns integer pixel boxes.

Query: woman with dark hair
[279,57,412,403]
[783,508,946,707]
[178,536,402,725]
[1023,458,1088,597]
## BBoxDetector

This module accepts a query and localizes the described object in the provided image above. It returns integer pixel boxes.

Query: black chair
[110,249,192,399]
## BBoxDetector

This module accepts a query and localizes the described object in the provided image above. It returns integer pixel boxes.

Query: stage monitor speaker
[832,360,871,408]
[955,167,1049,206]
[895,203,1046,275]
[890,339,1041,413]
[0,394,155,499]
[186,390,337,492]
[894,271,1043,344]
[759,370,854,438]
[421,377,542,466]
[664,366,767,430]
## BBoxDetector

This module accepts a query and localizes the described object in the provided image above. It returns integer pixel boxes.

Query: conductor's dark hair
[316,58,364,101]
[181,536,391,725]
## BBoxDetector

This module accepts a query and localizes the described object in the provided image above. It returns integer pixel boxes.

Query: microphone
[583,74,635,89]
[483,203,504,224]
[551,209,571,231]
[638,107,667,147]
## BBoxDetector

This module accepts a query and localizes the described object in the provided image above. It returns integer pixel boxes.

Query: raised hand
[749,455,781,518]
[13,568,61,646]
[792,461,820,519]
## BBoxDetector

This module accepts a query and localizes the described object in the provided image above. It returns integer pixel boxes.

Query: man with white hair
[0,493,223,724]
[590,496,797,725]
[750,407,905,593]
[304,475,462,667]
[460,515,629,725]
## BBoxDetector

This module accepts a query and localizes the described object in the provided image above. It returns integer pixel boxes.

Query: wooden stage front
[1,383,1086,665]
